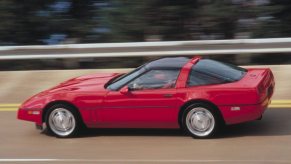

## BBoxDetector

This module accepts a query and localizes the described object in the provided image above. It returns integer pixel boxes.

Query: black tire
[45,104,81,138]
[182,103,222,139]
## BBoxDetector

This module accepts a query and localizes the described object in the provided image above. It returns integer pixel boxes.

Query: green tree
[101,1,149,42]
[0,0,17,45]
[196,0,239,39]
[102,0,199,42]
[267,0,291,37]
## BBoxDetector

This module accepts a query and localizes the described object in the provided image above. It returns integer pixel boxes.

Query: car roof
[145,57,190,70]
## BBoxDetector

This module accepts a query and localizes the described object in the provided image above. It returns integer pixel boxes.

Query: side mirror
[120,86,130,94]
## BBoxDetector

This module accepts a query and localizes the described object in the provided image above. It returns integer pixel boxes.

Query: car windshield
[106,64,146,91]
[192,59,247,82]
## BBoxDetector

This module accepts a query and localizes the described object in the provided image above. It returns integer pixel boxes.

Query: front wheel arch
[42,100,85,127]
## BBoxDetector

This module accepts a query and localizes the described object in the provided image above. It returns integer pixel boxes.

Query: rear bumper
[219,97,270,125]
[17,108,43,125]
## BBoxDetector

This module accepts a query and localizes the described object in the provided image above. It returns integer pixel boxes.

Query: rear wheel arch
[178,99,225,128]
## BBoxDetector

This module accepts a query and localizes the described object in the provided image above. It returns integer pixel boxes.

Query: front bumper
[219,97,270,125]
[17,108,43,125]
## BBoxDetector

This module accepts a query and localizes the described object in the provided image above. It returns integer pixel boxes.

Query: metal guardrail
[1,38,291,60]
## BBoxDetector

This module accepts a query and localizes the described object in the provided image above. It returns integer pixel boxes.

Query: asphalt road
[1,108,291,164]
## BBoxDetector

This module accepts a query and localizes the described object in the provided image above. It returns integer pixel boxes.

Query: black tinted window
[187,59,246,87]
[187,71,226,86]
[128,69,180,90]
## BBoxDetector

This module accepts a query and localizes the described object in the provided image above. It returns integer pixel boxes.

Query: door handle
[163,94,173,98]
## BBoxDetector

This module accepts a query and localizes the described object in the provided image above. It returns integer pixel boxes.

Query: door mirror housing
[120,86,130,94]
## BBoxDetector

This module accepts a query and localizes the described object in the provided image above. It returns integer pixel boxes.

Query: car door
[96,69,182,128]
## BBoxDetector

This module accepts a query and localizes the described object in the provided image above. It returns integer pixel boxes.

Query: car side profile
[18,57,275,138]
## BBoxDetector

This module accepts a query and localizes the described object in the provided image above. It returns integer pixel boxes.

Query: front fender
[18,92,75,124]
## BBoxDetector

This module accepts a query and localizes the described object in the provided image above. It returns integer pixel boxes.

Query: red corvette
[18,57,275,138]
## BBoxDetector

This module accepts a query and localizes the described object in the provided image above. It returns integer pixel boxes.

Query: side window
[128,69,180,90]
[187,70,225,87]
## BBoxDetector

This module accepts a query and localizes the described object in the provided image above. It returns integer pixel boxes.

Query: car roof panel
[145,57,190,70]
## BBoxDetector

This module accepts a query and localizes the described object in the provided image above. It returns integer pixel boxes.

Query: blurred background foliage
[0,0,291,45]
[0,0,291,70]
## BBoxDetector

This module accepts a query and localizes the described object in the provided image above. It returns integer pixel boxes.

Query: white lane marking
[0,159,291,163]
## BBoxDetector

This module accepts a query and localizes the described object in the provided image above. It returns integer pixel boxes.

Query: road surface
[0,108,291,164]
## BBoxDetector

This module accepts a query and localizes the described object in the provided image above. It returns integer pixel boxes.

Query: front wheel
[45,104,80,138]
[182,104,220,138]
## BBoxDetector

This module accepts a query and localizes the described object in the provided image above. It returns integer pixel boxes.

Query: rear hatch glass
[192,59,247,82]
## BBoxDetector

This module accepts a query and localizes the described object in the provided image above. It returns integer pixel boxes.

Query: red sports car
[18,57,275,138]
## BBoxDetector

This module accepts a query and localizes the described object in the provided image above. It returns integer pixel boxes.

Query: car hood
[45,73,122,93]
[20,73,122,110]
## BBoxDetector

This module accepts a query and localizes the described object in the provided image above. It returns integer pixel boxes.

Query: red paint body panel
[18,57,275,128]
[97,88,182,128]
[17,109,43,125]
[219,96,270,124]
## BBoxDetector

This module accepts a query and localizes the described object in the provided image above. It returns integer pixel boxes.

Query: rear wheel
[182,103,221,138]
[45,104,80,138]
